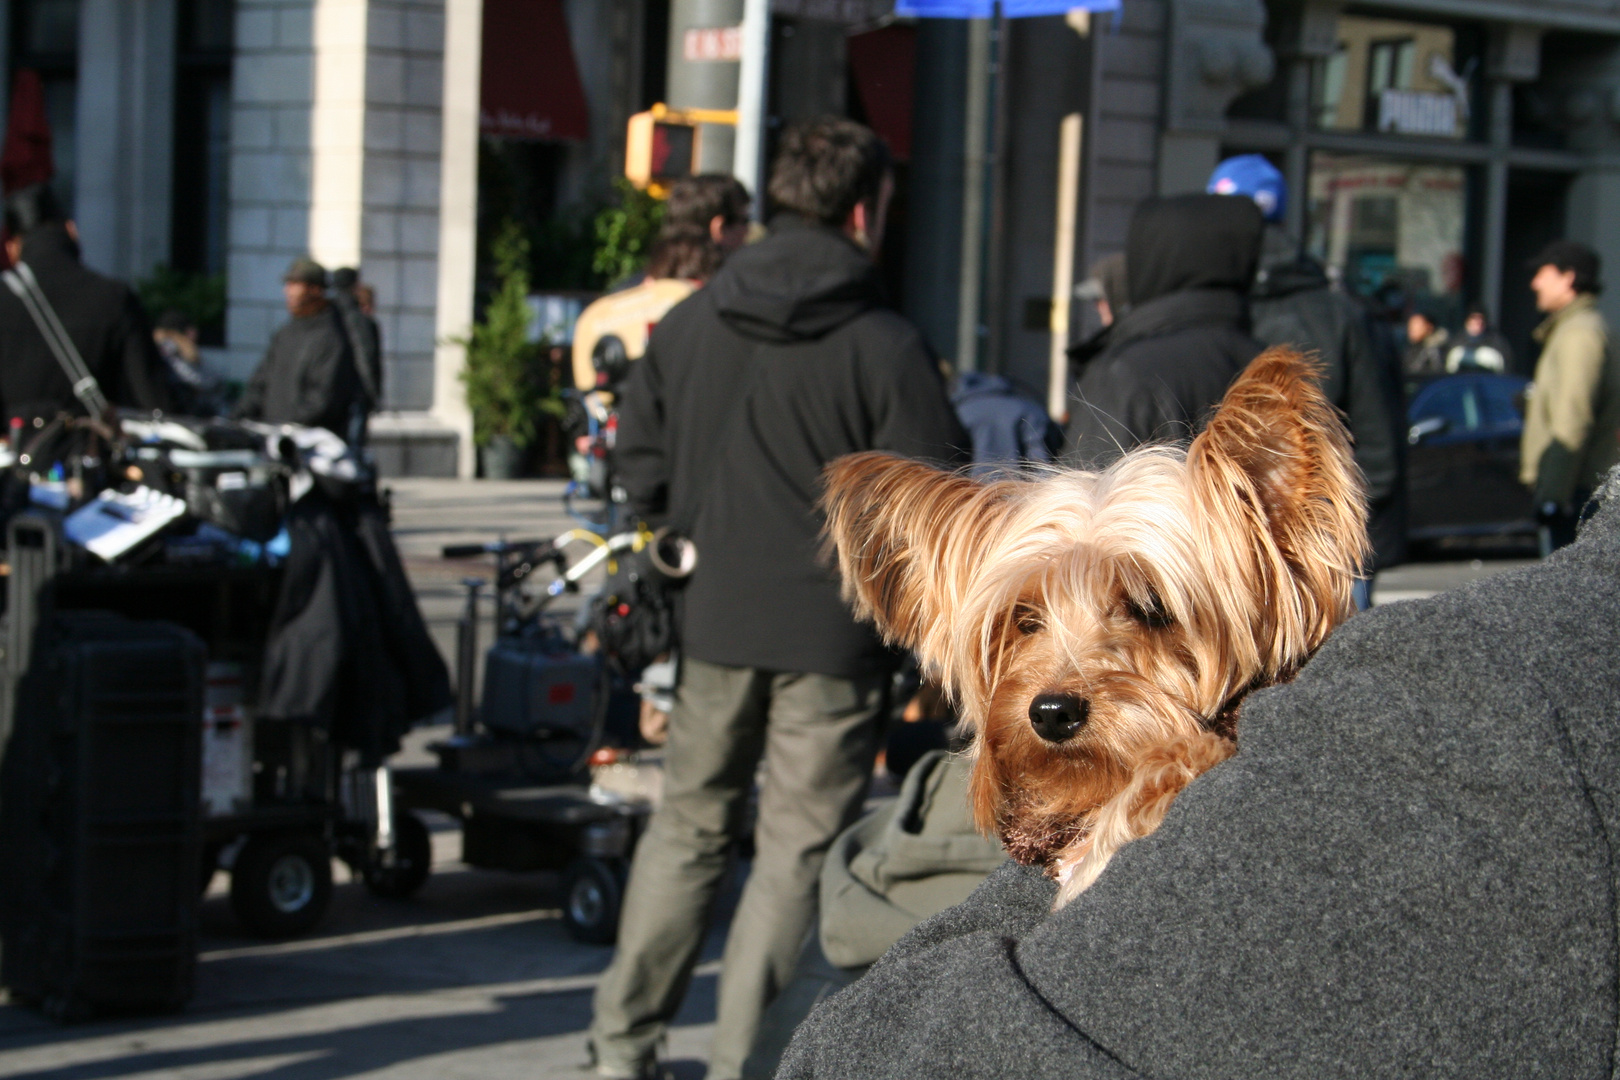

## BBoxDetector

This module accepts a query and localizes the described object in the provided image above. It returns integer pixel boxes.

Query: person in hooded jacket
[0,183,171,428]
[1063,194,1265,467]
[1208,155,1409,573]
[589,117,967,1080]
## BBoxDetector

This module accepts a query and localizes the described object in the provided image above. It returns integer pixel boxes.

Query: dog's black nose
[1028,693,1089,743]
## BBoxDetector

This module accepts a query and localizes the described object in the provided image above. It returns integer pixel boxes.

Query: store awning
[848,26,916,161]
[895,0,1120,16]
[1,69,54,194]
[480,0,590,142]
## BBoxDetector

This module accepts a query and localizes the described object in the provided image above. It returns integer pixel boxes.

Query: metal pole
[1048,113,1083,421]
[733,0,770,216]
[454,578,484,736]
[955,17,992,371]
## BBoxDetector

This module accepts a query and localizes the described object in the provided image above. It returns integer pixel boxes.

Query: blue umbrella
[896,0,1119,16]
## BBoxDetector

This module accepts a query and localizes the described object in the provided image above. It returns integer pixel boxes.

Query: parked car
[1405,372,1536,543]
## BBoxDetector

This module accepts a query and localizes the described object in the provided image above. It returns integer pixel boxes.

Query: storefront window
[1313,16,1472,140]
[1307,153,1467,320]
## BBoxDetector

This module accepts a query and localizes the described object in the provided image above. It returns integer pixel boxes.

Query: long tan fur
[822,348,1368,907]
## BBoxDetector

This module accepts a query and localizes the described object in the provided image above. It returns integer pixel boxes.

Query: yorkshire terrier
[822,349,1368,907]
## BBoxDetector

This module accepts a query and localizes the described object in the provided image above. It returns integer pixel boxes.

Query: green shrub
[459,219,547,449]
[591,178,665,287]
[136,265,226,329]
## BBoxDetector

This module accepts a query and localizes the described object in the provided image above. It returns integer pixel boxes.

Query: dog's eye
[1125,591,1174,629]
[1013,603,1043,635]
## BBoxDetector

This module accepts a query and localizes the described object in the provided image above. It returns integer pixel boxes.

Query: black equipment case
[0,610,206,1019]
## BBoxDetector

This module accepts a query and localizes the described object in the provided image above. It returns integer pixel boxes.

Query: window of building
[1313,16,1475,140]
[9,0,80,213]
[1306,152,1468,320]
[171,0,233,279]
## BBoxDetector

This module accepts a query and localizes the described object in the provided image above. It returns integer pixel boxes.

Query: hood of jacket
[18,221,81,267]
[1126,194,1264,307]
[709,213,885,344]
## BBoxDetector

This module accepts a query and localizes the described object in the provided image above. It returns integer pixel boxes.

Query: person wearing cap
[234,256,364,438]
[0,182,171,427]
[1208,154,1408,578]
[1520,239,1620,549]
[1405,299,1453,376]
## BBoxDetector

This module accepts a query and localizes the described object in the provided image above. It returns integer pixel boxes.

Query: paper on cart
[64,485,187,560]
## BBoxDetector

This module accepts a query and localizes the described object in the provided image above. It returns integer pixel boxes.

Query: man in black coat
[234,257,363,437]
[0,184,171,427]
[1209,154,1408,572]
[588,118,967,1080]
[1064,194,1265,467]
[778,465,1620,1079]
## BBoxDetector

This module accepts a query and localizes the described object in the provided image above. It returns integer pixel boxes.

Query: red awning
[847,25,916,162]
[1,69,54,194]
[480,0,590,142]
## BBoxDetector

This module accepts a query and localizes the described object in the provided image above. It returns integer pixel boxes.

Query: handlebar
[441,539,552,559]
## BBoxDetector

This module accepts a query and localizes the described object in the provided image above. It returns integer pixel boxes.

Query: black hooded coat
[1064,195,1265,468]
[613,214,968,678]
[0,223,172,425]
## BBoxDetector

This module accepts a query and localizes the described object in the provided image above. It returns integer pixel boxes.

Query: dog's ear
[821,453,1012,659]
[1186,347,1369,657]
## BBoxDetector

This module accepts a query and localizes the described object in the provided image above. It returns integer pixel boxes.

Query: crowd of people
[560,125,1620,1080]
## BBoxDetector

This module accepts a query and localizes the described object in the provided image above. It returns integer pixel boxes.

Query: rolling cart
[391,527,659,944]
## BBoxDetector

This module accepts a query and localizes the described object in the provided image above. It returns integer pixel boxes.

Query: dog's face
[823,349,1368,890]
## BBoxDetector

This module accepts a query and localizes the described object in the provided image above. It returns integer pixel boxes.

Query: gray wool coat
[776,473,1620,1079]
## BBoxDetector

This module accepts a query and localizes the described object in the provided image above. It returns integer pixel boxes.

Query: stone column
[1156,0,1272,195]
[75,0,177,280]
[309,0,369,269]
[222,0,319,379]
[430,0,480,476]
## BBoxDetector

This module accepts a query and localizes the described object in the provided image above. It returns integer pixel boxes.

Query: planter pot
[480,435,524,479]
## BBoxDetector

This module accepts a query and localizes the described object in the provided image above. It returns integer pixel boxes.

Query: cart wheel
[561,858,624,945]
[230,831,333,938]
[362,812,433,899]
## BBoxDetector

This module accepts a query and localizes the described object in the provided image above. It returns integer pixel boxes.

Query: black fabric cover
[258,492,450,760]
[0,224,172,425]
[778,470,1620,1080]
[613,214,969,678]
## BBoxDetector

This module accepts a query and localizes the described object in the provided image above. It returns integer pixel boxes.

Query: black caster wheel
[362,812,433,899]
[229,831,333,938]
[561,857,625,945]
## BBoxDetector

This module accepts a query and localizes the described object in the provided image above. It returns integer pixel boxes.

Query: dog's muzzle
[1029,693,1089,743]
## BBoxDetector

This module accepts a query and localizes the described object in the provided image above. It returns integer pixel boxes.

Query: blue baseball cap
[1207,154,1286,224]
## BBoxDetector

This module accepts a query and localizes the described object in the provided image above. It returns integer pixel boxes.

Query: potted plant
[460,219,557,478]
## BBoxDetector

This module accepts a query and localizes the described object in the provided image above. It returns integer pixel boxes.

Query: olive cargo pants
[588,658,888,1079]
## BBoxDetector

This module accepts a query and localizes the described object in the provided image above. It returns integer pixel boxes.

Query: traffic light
[625,103,738,196]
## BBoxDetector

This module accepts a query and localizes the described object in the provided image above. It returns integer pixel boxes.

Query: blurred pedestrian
[1063,193,1265,468]
[951,371,1061,477]
[1211,154,1408,579]
[1445,306,1512,373]
[571,174,751,393]
[234,256,363,437]
[0,182,171,427]
[589,117,967,1080]
[1520,240,1620,550]
[1404,299,1452,375]
[152,308,224,416]
[329,266,382,445]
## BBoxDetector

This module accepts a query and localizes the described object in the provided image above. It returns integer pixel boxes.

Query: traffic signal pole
[733,0,771,216]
